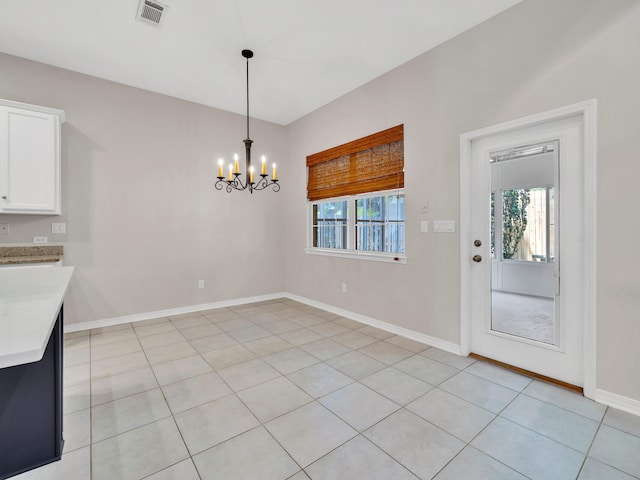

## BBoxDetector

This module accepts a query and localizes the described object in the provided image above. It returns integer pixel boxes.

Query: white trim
[461,100,597,142]
[64,290,640,414]
[459,99,597,398]
[304,248,408,264]
[460,134,473,356]
[63,292,288,333]
[593,389,640,418]
[0,98,66,123]
[581,100,598,398]
[64,290,459,355]
[284,292,461,355]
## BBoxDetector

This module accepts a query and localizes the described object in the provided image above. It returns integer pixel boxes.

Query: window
[492,186,555,262]
[310,191,405,255]
[306,125,405,262]
[356,193,405,253]
[312,200,348,249]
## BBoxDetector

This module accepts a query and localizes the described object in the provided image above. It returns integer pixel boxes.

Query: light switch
[433,220,455,233]
[420,221,428,233]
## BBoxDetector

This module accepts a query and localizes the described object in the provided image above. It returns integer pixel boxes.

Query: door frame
[459,99,597,398]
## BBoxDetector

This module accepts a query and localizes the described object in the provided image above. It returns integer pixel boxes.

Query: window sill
[305,248,408,264]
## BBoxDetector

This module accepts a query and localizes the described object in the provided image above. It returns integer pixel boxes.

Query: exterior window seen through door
[492,187,555,262]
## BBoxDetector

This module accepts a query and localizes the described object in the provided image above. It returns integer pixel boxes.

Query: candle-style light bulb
[227,164,233,181]
[272,163,277,181]
[217,158,224,178]
[233,153,239,174]
[261,155,267,175]
[249,166,255,184]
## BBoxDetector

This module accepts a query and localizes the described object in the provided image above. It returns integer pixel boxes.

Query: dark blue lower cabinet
[0,306,64,480]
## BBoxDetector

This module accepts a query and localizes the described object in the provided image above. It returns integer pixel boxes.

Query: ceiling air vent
[136,0,167,27]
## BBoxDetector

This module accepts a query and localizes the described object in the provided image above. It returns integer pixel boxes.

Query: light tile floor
[13,299,640,480]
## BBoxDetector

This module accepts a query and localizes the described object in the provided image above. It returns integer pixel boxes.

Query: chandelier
[215,49,279,194]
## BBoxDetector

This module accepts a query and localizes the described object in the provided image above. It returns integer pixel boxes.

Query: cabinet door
[0,106,61,214]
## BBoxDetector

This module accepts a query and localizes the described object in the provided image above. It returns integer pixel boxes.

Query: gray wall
[284,0,640,402]
[0,53,287,325]
[1,0,639,404]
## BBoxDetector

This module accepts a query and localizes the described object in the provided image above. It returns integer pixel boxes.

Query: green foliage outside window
[502,189,531,259]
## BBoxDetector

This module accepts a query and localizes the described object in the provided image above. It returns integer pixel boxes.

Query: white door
[464,114,586,387]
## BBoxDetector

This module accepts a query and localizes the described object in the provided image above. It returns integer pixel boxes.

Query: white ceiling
[0,0,522,125]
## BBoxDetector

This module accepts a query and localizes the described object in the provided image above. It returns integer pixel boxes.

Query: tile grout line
[159,306,307,478]
[179,304,377,477]
[439,383,537,480]
[80,303,448,478]
[138,315,204,480]
[64,298,630,480]
[131,314,207,480]
[209,304,324,477]
[102,318,190,479]
[574,408,607,480]
[571,406,640,478]
[67,302,348,478]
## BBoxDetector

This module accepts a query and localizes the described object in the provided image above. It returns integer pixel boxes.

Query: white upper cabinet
[0,99,66,215]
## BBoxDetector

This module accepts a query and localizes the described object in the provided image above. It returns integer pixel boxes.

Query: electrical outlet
[0,224,8,235]
[33,236,48,244]
[198,280,205,289]
[341,282,347,293]
[52,222,66,234]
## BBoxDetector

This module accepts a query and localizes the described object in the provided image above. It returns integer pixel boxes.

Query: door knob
[472,255,482,263]
[474,239,482,247]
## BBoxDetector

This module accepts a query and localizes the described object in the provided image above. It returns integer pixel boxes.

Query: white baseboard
[64,290,460,355]
[63,292,288,333]
[63,291,640,415]
[283,292,462,355]
[593,388,640,417]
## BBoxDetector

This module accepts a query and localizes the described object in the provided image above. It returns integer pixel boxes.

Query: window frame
[305,188,407,264]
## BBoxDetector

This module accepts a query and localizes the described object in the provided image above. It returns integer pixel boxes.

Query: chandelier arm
[214,178,237,193]
[232,174,246,191]
[251,176,280,192]
[216,175,278,193]
[252,176,268,191]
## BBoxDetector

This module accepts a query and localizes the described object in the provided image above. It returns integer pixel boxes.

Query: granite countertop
[0,245,63,265]
[0,266,74,368]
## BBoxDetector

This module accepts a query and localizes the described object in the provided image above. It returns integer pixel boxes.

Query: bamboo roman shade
[306,125,404,201]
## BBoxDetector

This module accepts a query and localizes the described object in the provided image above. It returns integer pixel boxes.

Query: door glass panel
[502,187,554,262]
[489,142,557,345]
